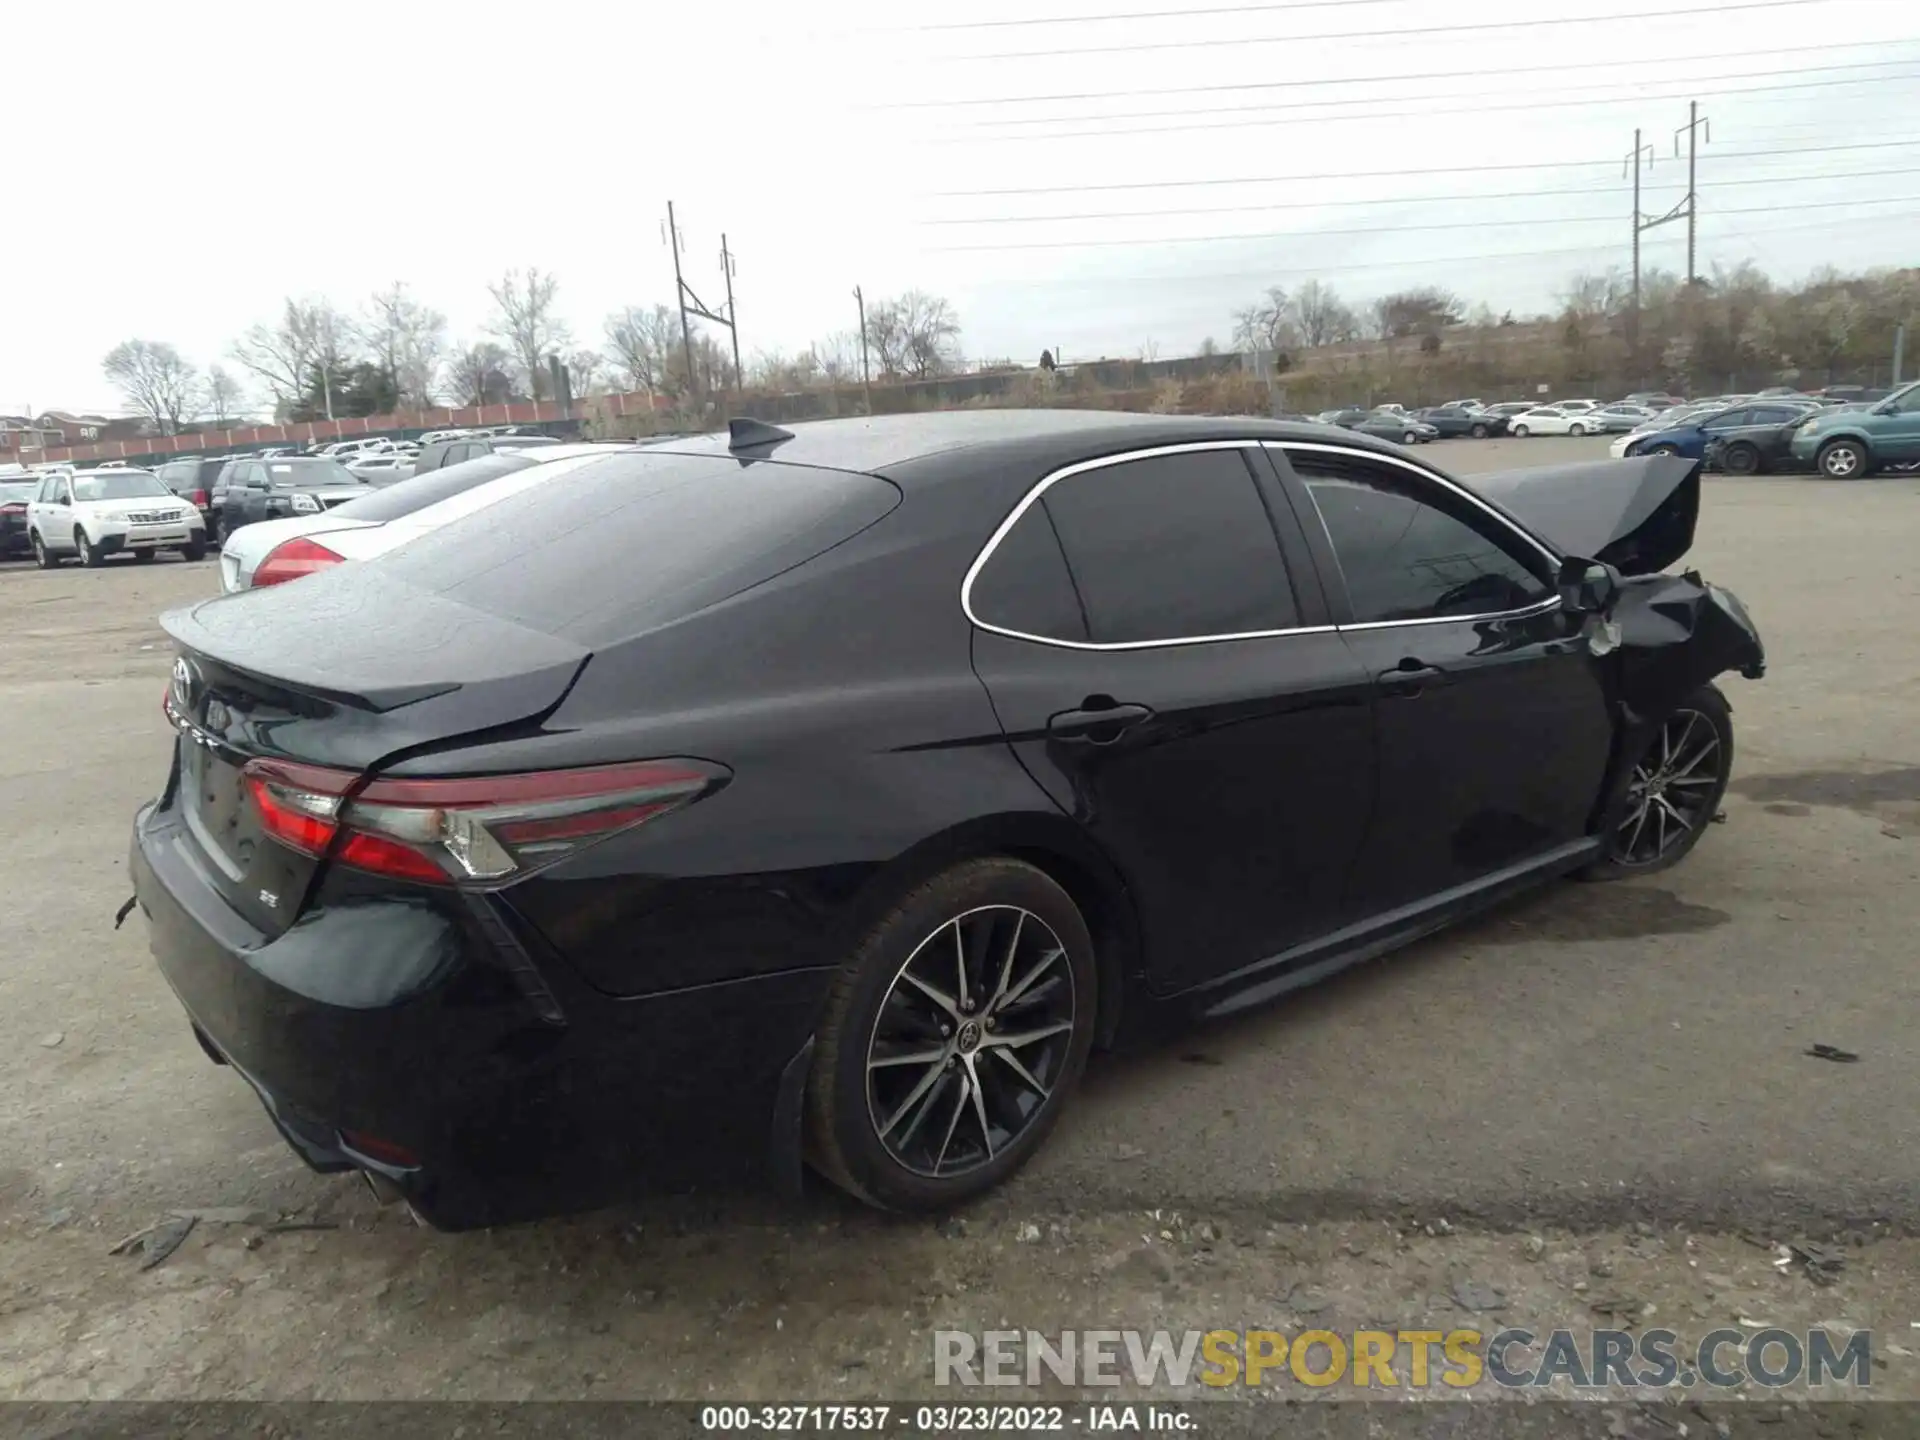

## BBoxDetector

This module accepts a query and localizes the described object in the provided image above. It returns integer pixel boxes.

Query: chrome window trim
[1268,440,1566,630]
[958,440,1338,653]
[959,437,1569,653]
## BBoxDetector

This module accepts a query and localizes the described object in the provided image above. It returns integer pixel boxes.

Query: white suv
[27,467,209,568]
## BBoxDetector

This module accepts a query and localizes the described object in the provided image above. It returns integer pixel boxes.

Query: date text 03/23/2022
[700,1405,1193,1432]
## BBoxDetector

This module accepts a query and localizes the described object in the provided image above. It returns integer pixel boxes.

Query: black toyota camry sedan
[129,411,1765,1228]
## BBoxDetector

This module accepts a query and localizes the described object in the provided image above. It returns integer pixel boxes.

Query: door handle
[1047,701,1154,744]
[1377,660,1447,696]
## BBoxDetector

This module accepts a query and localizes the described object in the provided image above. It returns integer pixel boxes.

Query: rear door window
[968,501,1088,644]
[1035,449,1299,645]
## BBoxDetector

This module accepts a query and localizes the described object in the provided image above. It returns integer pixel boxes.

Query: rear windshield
[265,459,358,488]
[73,472,168,501]
[372,451,901,645]
[1,482,36,502]
[328,452,540,522]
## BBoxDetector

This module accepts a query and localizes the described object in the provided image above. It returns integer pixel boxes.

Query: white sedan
[216,443,627,592]
[1505,406,1606,437]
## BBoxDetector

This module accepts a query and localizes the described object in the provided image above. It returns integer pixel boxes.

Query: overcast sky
[10,0,1918,416]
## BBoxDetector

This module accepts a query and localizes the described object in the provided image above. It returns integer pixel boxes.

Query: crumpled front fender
[1610,569,1765,721]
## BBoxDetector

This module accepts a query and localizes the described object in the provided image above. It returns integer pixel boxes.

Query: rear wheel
[1580,685,1733,881]
[1817,439,1869,480]
[806,858,1097,1211]
[75,529,103,568]
[1720,441,1761,476]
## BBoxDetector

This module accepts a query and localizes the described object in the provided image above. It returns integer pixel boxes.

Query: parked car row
[1607,381,1920,478]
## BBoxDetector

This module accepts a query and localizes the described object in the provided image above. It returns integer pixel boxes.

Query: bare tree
[363,282,446,408]
[562,348,604,398]
[604,304,681,395]
[205,365,243,426]
[1292,280,1360,348]
[812,330,864,385]
[1231,286,1295,354]
[1371,287,1462,342]
[101,340,202,434]
[863,291,962,379]
[230,297,356,420]
[447,342,520,407]
[488,267,570,399]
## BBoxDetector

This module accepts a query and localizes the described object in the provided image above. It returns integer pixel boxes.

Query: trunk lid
[159,570,589,936]
[1460,453,1701,575]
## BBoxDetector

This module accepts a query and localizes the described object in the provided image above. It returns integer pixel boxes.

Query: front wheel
[806,857,1097,1212]
[31,532,59,569]
[1569,423,1589,436]
[1470,423,1489,438]
[1720,441,1760,476]
[1817,439,1869,480]
[1402,431,1418,445]
[1648,443,1680,457]
[75,530,103,568]
[1579,685,1733,881]
[1511,424,1530,437]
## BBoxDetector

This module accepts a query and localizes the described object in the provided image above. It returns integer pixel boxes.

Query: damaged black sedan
[127,412,1764,1228]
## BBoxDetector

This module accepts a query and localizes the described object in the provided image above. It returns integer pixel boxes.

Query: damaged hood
[1460,454,1701,575]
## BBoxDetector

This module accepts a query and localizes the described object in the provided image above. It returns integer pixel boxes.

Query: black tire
[806,857,1097,1212]
[1720,442,1761,476]
[75,529,103,568]
[181,538,207,562]
[1401,431,1418,445]
[30,531,59,570]
[1648,443,1681,457]
[211,514,225,546]
[1816,439,1870,480]
[1579,684,1733,882]
[1569,422,1589,436]
[1511,424,1530,437]
[1470,423,1489,438]
[133,548,157,563]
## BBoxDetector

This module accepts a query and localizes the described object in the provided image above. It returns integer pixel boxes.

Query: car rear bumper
[129,796,831,1229]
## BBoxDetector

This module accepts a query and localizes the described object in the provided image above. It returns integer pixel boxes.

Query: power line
[931,138,1920,197]
[879,36,1914,108]
[930,0,1824,63]
[961,210,1920,295]
[920,165,1920,226]
[913,0,1400,32]
[924,61,1920,137]
[925,195,1920,253]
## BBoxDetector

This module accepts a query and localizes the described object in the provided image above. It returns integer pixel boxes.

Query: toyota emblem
[169,655,199,714]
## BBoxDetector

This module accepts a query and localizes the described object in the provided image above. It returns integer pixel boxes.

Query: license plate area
[181,740,255,882]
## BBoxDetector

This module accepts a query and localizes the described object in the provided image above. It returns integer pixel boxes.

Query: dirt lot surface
[2,436,1916,1409]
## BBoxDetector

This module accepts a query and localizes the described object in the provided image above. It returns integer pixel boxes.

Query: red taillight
[241,757,726,885]
[190,489,209,507]
[251,536,345,588]
[0,502,24,516]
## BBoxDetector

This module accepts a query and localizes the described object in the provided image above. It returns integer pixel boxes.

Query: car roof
[643,410,1421,481]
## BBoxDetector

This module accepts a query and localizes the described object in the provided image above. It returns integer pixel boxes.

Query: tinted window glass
[1038,450,1297,645]
[1747,406,1799,425]
[328,452,539,523]
[1287,450,1551,624]
[1701,409,1751,429]
[970,502,1088,643]
[374,453,900,646]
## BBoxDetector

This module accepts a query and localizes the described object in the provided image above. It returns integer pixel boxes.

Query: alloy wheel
[1614,709,1723,866]
[1820,444,1862,478]
[865,905,1076,1180]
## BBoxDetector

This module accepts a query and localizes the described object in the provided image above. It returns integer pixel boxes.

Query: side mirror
[1557,557,1621,617]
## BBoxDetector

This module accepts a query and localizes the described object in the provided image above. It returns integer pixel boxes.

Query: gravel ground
[1,437,1915,1407]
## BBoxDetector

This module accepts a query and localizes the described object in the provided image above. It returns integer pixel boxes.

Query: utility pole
[665,202,696,400]
[853,286,873,415]
[1674,101,1711,287]
[662,202,743,407]
[1623,129,1655,364]
[719,234,743,398]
